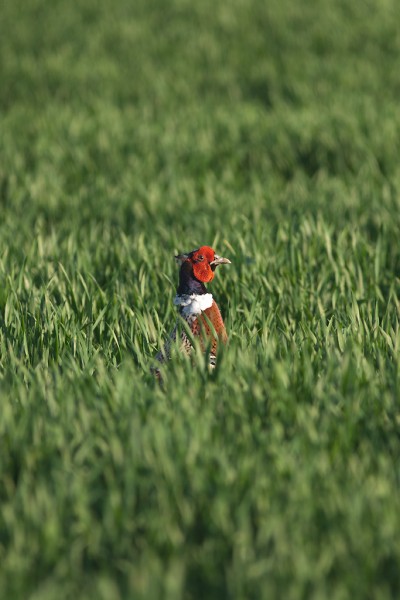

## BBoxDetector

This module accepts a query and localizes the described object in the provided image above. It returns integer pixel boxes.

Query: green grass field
[1,0,400,598]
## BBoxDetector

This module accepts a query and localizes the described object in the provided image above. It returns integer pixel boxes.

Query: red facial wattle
[193,261,214,282]
[191,246,215,283]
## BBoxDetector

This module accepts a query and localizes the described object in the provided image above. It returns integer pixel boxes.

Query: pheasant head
[175,245,231,295]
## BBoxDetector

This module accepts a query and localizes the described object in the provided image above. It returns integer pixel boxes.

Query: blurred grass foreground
[1,0,400,598]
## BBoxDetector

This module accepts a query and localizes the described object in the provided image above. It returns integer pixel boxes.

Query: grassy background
[1,0,400,598]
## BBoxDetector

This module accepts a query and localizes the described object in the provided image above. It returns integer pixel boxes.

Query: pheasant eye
[197,255,204,262]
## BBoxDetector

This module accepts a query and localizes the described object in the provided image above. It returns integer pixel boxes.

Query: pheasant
[154,245,231,373]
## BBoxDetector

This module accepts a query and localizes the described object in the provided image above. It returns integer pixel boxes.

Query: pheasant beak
[210,254,231,266]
